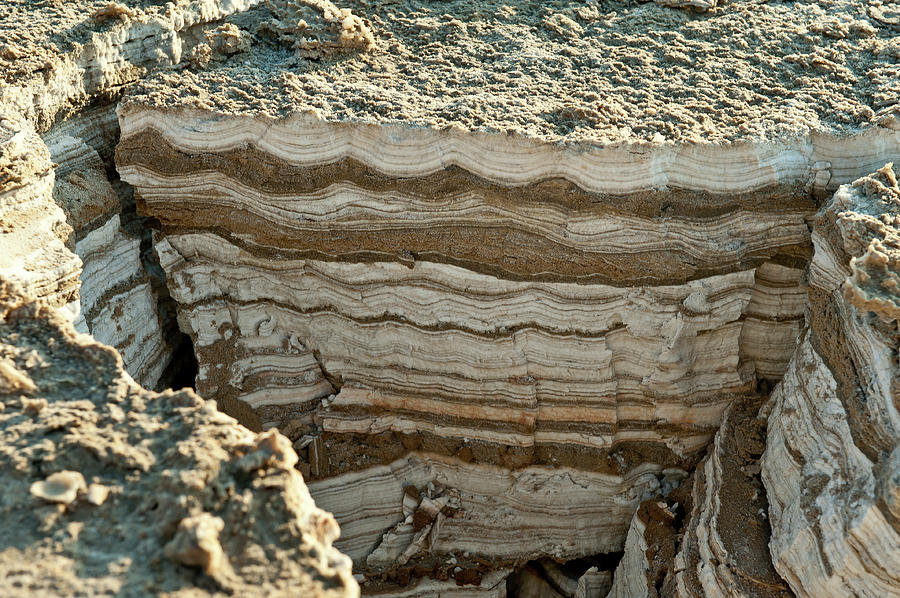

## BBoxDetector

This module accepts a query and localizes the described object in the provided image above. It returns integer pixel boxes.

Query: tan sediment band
[145,220,810,287]
[117,129,815,219]
[116,108,900,195]
[121,131,813,286]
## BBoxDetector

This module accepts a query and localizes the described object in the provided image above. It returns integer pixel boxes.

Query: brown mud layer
[304,431,701,481]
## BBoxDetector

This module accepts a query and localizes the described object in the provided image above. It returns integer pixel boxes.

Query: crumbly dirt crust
[122,0,899,144]
[0,281,358,598]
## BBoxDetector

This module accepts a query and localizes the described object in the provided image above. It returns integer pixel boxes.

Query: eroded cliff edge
[2,0,900,596]
[606,165,900,598]
[0,1,360,595]
[114,0,899,594]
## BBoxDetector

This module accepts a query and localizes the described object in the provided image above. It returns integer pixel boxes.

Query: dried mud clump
[654,0,718,11]
[191,23,252,68]
[90,2,136,23]
[260,0,375,59]
[0,281,358,598]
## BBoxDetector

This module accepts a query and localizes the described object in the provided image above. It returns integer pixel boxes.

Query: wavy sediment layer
[606,395,792,598]
[2,0,277,385]
[117,107,823,587]
[307,454,660,570]
[44,131,172,387]
[111,1,899,593]
[761,165,900,598]
[154,230,786,453]
[671,396,792,598]
[0,0,258,133]
[119,108,900,196]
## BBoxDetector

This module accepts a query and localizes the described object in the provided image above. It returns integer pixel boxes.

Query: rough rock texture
[113,1,900,593]
[0,0,273,385]
[5,0,900,596]
[606,395,792,598]
[0,2,361,595]
[260,0,375,59]
[118,94,816,592]
[44,127,173,387]
[761,164,900,597]
[607,165,900,598]
[0,281,358,597]
[121,0,899,145]
[0,0,258,133]
[0,113,80,316]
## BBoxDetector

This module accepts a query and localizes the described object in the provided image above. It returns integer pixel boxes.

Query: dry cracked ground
[1,0,899,596]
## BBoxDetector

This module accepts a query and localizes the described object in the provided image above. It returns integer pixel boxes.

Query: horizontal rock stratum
[112,0,899,594]
[3,0,900,596]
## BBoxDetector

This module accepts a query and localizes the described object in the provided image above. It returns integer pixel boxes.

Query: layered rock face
[0,113,80,317]
[606,166,900,598]
[44,122,173,387]
[1,2,362,595]
[117,104,820,587]
[761,165,900,597]
[7,0,900,596]
[114,1,899,592]
[606,395,793,598]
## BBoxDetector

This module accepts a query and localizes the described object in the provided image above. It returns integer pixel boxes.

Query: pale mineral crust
[44,127,173,387]
[0,112,81,316]
[0,0,268,386]
[0,1,362,595]
[0,0,258,133]
[761,164,900,598]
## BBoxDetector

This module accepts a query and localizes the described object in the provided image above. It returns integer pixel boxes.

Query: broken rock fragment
[29,471,87,506]
[165,513,227,575]
[762,164,900,598]
[261,0,375,58]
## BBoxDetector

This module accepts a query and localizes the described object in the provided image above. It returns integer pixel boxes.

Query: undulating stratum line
[3,0,900,596]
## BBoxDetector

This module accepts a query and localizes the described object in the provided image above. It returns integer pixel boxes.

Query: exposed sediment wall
[4,0,900,596]
[114,2,900,580]
[44,126,172,387]
[606,166,900,598]
[116,101,900,594]
[761,164,900,598]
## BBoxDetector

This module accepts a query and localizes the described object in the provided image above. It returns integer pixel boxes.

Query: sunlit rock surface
[0,113,80,316]
[762,165,900,598]
[118,102,819,589]
[115,1,900,592]
[608,166,900,598]
[5,0,900,595]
